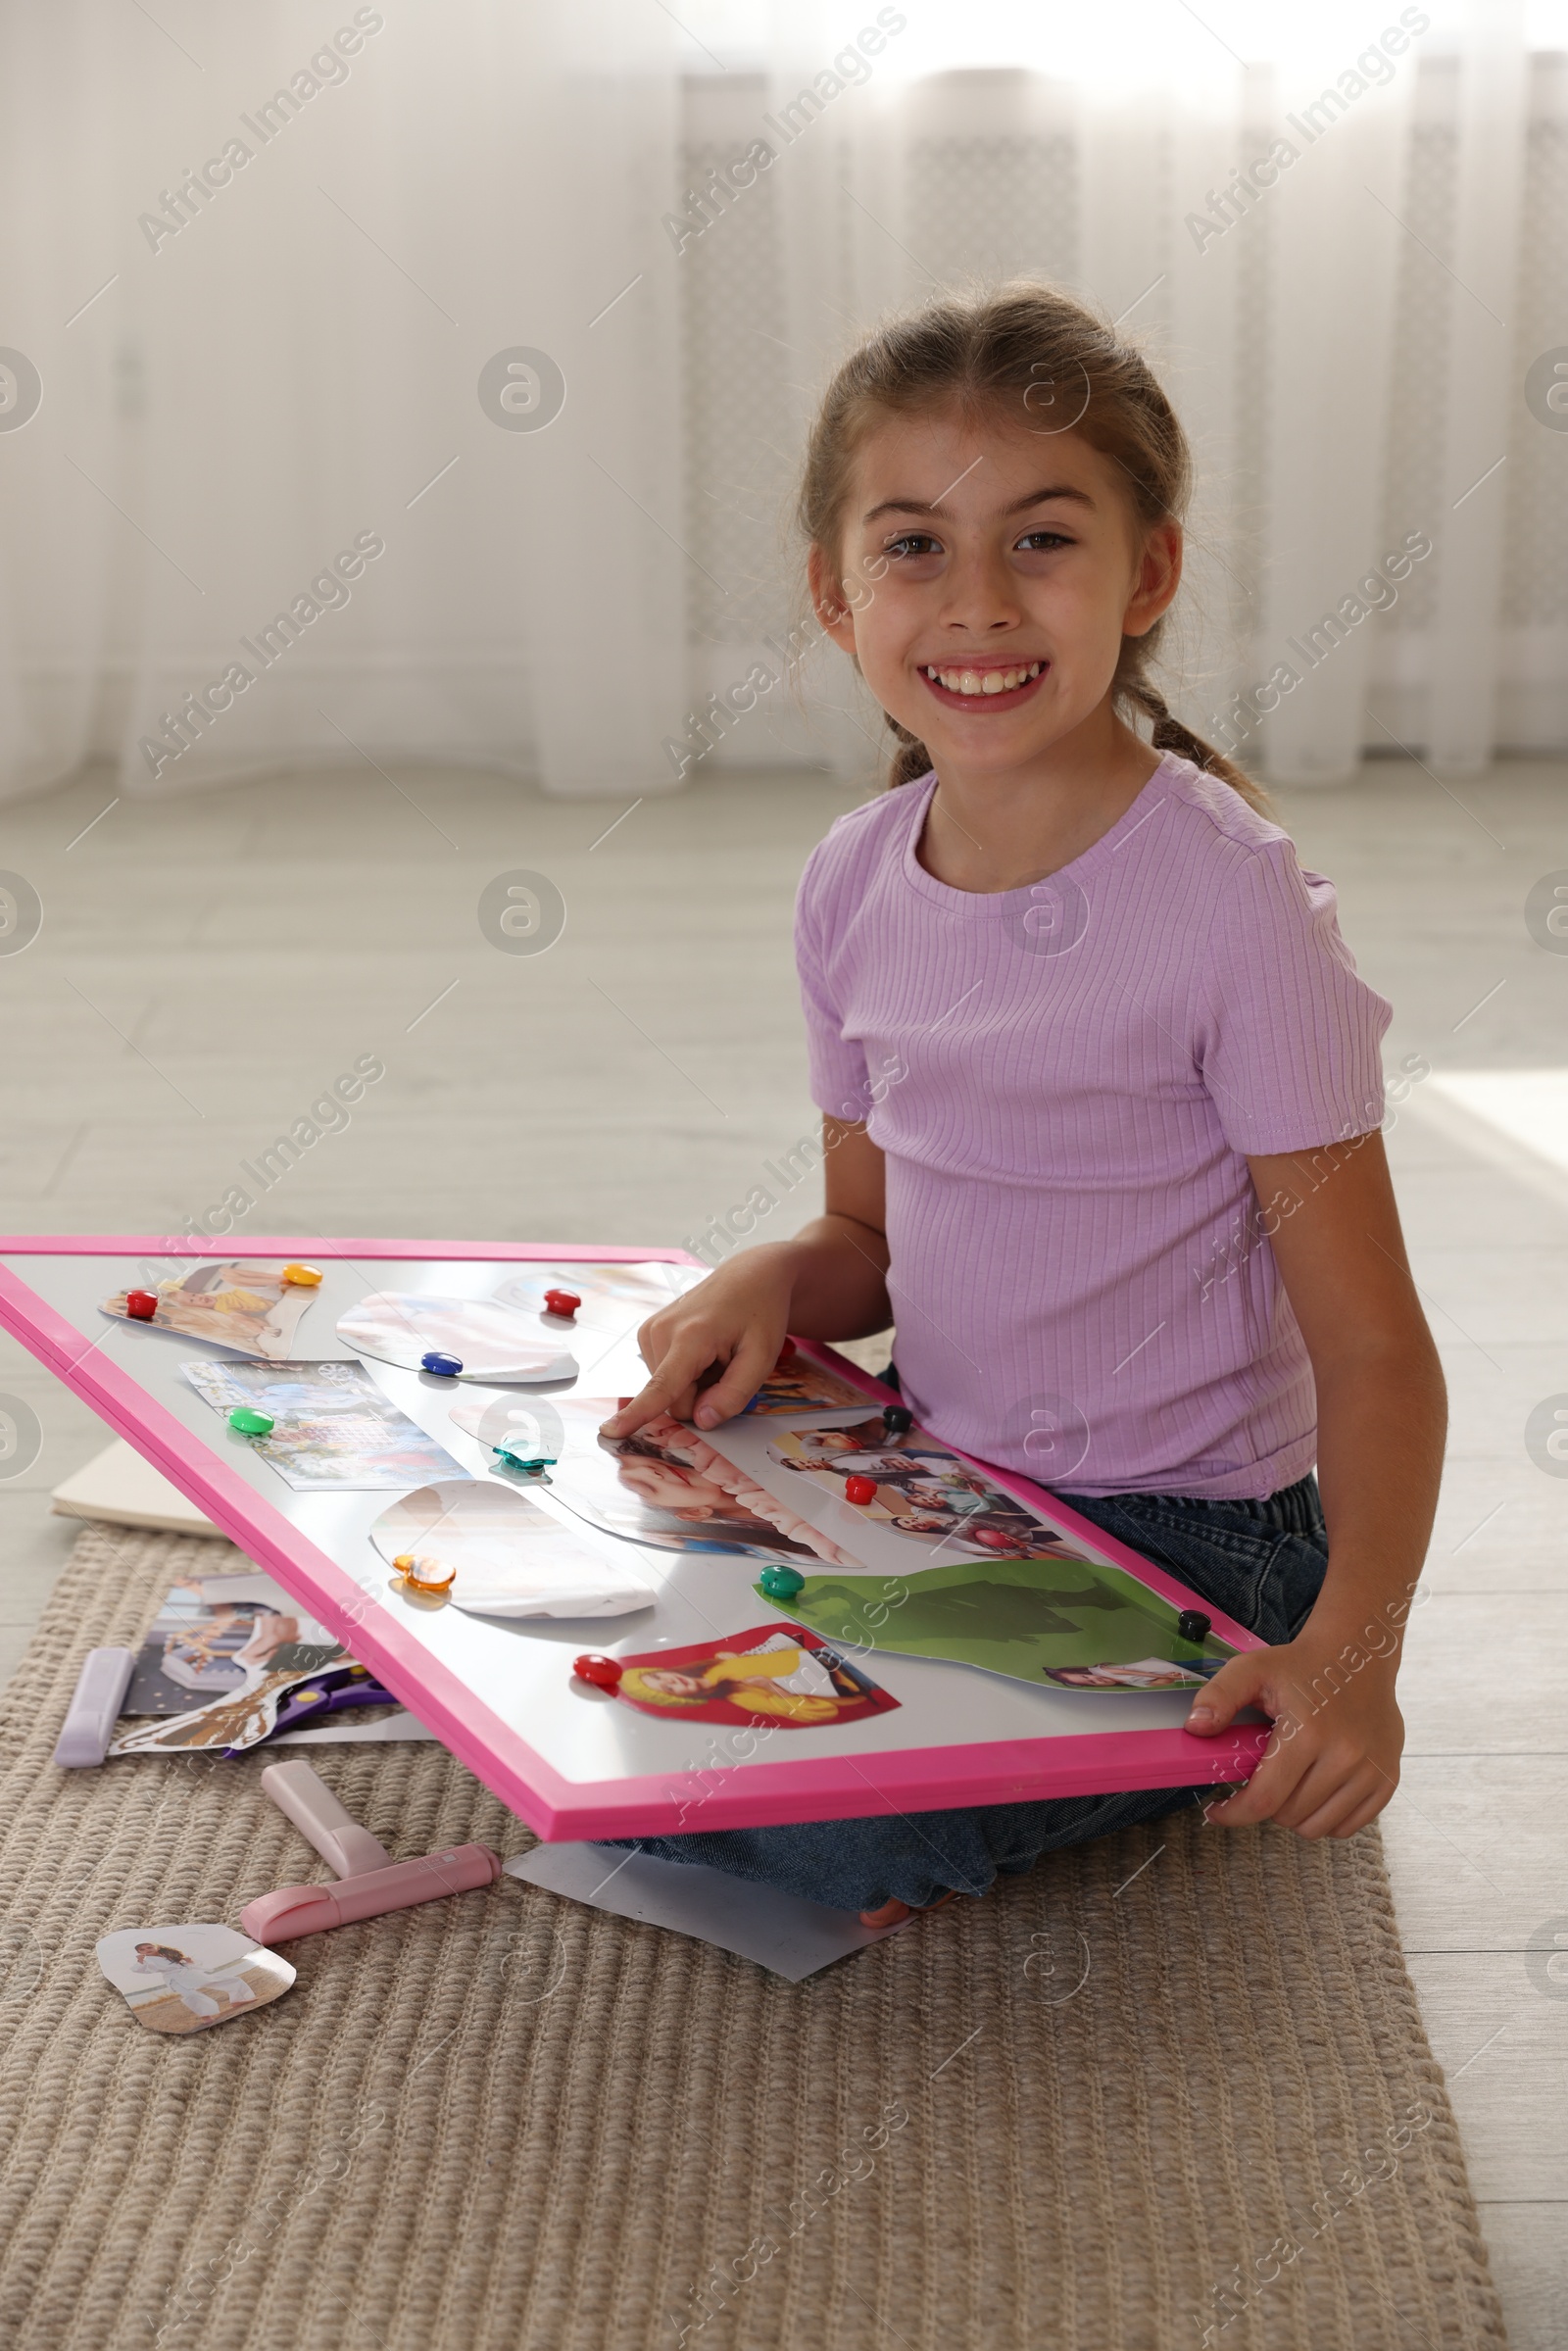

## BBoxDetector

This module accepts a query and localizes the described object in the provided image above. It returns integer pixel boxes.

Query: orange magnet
[391,1552,456,1594]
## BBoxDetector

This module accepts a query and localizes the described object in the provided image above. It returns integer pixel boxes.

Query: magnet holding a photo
[96,1923,294,2033]
[759,1565,806,1602]
[125,1290,159,1321]
[421,1350,464,1377]
[228,1406,275,1438]
[492,1442,555,1479]
[572,1653,622,1690]
[391,1552,456,1595]
[281,1263,323,1287]
[843,1475,877,1506]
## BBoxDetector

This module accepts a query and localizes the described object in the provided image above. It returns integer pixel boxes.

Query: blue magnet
[421,1350,463,1376]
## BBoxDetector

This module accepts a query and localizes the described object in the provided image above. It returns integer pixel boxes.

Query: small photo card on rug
[96,1924,294,2033]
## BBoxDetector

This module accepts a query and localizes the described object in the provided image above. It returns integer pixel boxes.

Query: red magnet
[572,1652,622,1690]
[844,1474,877,1505]
[543,1288,581,1320]
[125,1290,159,1321]
[774,1339,798,1365]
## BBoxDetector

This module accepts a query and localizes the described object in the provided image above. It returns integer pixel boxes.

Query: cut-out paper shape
[109,1641,347,1755]
[96,1923,294,2032]
[604,1622,899,1728]
[754,1554,1235,1689]
[448,1393,566,1463]
[101,1264,317,1360]
[765,1419,1080,1562]
[336,1294,577,1384]
[739,1359,874,1416]
[522,1398,863,1566]
[492,1260,706,1333]
[368,1480,656,1618]
[232,1663,403,1750]
[181,1359,466,1491]
[505,1843,905,1980]
[1042,1657,1226,1692]
[271,1710,436,1744]
[122,1567,331,1714]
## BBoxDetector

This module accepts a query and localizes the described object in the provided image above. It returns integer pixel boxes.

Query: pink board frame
[0,1236,1270,1837]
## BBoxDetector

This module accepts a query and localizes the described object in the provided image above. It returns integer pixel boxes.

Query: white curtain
[0,0,1562,803]
[0,1,688,803]
[678,0,1567,789]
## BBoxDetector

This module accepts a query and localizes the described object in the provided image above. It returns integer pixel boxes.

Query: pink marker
[240,1844,502,1944]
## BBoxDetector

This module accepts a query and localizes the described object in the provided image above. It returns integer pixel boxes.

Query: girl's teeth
[925,661,1042,697]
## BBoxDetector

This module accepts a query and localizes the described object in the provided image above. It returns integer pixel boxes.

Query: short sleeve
[1198,841,1392,1154]
[795,839,872,1120]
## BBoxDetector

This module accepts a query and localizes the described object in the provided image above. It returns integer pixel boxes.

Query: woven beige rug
[0,1524,1504,2351]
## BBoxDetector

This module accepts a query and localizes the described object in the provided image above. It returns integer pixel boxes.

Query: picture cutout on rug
[96,1923,294,2033]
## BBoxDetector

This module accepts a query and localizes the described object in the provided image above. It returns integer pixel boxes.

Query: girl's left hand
[1183,1637,1404,1839]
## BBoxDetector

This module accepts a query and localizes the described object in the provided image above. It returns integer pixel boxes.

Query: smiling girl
[603,284,1446,1927]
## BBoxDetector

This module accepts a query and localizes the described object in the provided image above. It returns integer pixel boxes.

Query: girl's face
[614,1456,728,1517]
[809,407,1180,784]
[641,1668,706,1697]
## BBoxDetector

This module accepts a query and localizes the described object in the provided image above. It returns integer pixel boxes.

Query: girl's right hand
[600,1249,796,1438]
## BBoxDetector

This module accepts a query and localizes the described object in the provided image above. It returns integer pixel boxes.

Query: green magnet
[760,1565,806,1601]
[228,1406,274,1437]
[493,1445,557,1476]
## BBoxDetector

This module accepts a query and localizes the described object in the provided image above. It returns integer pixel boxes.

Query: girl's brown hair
[797,281,1267,813]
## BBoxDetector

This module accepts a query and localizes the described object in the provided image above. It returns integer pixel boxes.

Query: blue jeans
[604,1475,1328,1914]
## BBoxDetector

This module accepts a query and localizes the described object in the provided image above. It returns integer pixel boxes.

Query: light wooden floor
[0,756,1563,2344]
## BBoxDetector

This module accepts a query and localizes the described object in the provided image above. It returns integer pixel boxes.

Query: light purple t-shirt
[795,756,1392,1499]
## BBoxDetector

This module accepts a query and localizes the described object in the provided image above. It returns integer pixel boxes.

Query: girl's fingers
[1203,1728,1311,1826]
[1183,1651,1269,1734]
[1328,1787,1392,1839]
[601,1342,721,1436]
[1282,1765,1388,1841]
[691,1330,786,1429]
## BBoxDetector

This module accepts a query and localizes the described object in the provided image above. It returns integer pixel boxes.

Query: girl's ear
[1123,519,1184,640]
[808,542,859,653]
